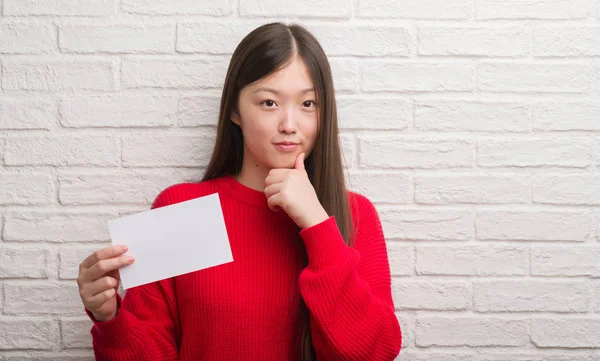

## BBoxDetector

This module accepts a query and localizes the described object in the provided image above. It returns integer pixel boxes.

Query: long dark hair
[202,22,353,361]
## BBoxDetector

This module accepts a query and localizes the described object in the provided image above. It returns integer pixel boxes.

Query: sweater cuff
[85,293,132,344]
[299,216,355,270]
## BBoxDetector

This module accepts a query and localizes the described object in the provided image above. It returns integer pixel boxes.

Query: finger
[294,152,306,171]
[81,276,119,300]
[264,182,283,199]
[265,169,291,187]
[82,255,134,284]
[80,245,128,270]
[85,288,117,312]
[267,193,283,212]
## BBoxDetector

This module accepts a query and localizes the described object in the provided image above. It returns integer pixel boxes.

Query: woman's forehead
[246,58,315,95]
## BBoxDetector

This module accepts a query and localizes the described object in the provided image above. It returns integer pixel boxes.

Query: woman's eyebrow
[252,87,315,95]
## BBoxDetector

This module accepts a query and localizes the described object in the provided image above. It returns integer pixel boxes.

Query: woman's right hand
[77,245,135,322]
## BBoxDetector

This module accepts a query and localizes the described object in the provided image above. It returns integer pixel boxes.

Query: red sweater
[87,175,401,361]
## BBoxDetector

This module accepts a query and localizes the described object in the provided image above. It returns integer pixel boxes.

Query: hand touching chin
[264,152,329,229]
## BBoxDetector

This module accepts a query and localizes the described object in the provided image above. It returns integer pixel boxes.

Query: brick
[0,97,56,130]
[595,65,600,94]
[533,27,600,57]
[60,95,177,128]
[60,25,173,54]
[0,355,95,361]
[0,23,54,54]
[474,281,588,312]
[477,63,592,93]
[61,318,92,348]
[396,313,414,349]
[597,212,600,242]
[2,60,114,91]
[329,58,359,92]
[477,138,593,168]
[5,283,81,315]
[0,247,49,279]
[416,245,527,276]
[177,22,260,54]
[178,96,220,127]
[379,208,473,241]
[240,0,352,18]
[532,102,600,131]
[59,169,201,206]
[347,172,411,204]
[4,0,115,16]
[121,58,228,89]
[337,96,411,130]
[419,26,528,57]
[4,212,114,242]
[340,133,355,167]
[361,61,474,92]
[381,351,599,361]
[531,246,600,277]
[360,136,473,169]
[59,245,106,280]
[0,172,53,205]
[122,0,233,15]
[0,318,58,349]
[476,211,594,242]
[596,137,600,169]
[4,136,119,166]
[387,243,413,276]
[0,138,6,164]
[415,175,528,204]
[416,317,528,347]
[393,280,470,310]
[309,25,410,57]
[484,354,599,361]
[476,0,590,19]
[122,134,214,167]
[392,352,475,361]
[414,99,529,132]
[593,282,600,313]
[533,175,600,205]
[358,0,471,19]
[532,319,600,348]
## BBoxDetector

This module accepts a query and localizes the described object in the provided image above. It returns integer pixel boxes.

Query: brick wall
[1,0,600,360]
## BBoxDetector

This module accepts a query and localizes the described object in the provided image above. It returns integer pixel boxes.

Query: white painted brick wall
[1,0,600,360]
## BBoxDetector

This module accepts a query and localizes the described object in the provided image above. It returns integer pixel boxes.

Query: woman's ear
[231,109,241,126]
[231,107,242,127]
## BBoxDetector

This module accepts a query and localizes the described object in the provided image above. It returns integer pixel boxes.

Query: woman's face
[232,56,319,170]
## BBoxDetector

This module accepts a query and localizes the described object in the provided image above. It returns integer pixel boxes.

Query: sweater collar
[217,175,270,209]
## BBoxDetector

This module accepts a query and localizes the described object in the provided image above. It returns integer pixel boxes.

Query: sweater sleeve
[86,185,185,361]
[298,193,401,361]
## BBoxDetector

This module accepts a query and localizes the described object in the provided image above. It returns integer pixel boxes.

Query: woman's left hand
[264,152,329,229]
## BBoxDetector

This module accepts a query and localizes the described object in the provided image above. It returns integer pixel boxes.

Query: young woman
[77,22,401,361]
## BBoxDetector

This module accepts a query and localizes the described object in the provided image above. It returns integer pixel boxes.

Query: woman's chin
[266,159,295,170]
[267,153,297,168]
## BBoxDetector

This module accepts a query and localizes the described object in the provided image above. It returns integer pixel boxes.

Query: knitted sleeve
[86,185,184,361]
[298,193,401,361]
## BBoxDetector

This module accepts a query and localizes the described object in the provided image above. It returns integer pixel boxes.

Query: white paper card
[107,193,233,289]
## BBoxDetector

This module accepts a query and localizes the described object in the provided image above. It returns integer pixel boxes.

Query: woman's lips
[274,143,298,152]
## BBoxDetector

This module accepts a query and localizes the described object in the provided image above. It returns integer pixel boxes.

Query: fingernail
[127,256,135,262]
[121,245,128,252]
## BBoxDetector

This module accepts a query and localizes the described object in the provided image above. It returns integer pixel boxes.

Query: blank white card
[107,193,233,289]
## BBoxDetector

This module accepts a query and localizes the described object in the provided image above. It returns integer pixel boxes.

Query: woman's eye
[302,100,316,108]
[262,100,277,107]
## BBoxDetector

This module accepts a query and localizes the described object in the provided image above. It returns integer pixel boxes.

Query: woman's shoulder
[151,177,222,209]
[346,191,385,245]
[347,190,379,219]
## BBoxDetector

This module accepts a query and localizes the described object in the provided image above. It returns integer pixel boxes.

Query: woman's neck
[234,156,270,192]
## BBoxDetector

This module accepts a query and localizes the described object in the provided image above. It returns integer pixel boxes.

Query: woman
[77,22,401,361]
